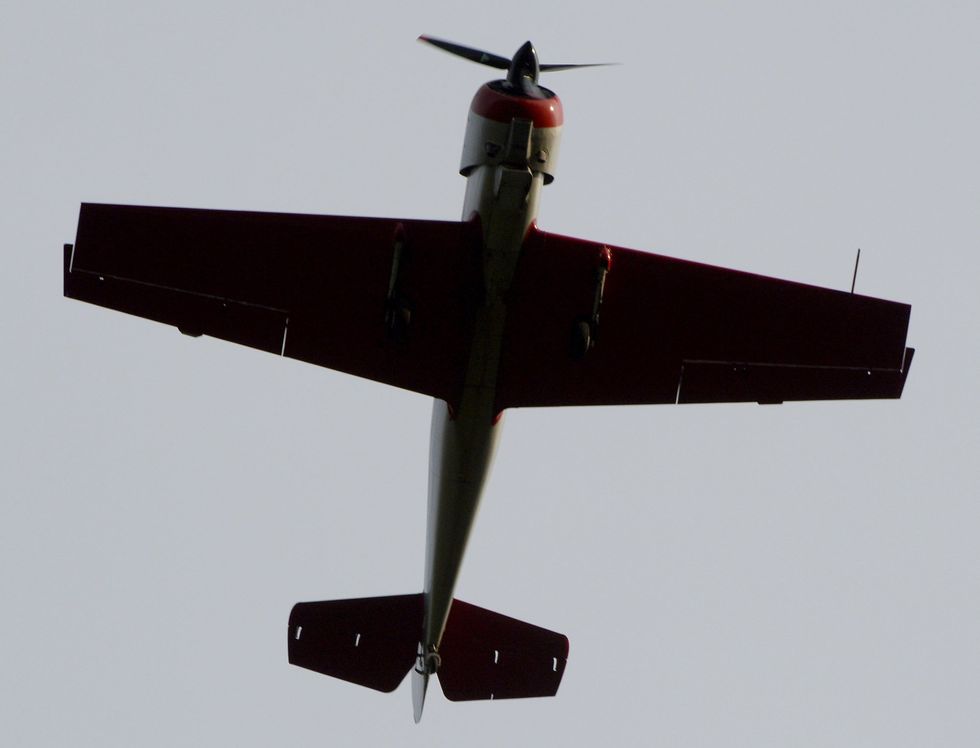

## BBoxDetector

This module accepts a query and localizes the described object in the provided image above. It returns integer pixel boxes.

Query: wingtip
[895,347,915,398]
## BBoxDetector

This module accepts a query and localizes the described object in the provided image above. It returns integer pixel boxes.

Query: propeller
[418,35,615,98]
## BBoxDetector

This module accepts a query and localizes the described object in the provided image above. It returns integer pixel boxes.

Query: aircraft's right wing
[65,203,483,409]
[495,226,913,410]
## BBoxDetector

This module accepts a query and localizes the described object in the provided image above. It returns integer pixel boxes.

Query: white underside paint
[420,116,548,656]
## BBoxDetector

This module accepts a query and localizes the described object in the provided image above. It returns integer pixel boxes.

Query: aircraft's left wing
[65,203,483,409]
[495,226,913,410]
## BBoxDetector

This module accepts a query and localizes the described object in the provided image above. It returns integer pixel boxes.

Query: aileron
[677,348,915,404]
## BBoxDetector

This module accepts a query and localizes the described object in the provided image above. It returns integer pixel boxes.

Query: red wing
[495,226,912,410]
[65,203,482,409]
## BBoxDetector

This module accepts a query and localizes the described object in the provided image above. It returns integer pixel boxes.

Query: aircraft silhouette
[63,36,913,721]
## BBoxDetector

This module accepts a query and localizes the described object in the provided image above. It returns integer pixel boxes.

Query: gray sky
[3,1,979,745]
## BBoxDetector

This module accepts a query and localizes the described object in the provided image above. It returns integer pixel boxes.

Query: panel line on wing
[68,267,291,315]
[681,358,901,372]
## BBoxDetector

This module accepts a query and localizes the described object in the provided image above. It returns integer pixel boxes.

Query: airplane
[62,36,914,722]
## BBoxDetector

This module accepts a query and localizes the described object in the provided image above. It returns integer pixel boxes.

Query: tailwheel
[413,643,440,723]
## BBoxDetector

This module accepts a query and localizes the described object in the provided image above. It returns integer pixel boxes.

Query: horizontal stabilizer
[287,594,568,703]
[288,594,422,692]
[439,599,569,701]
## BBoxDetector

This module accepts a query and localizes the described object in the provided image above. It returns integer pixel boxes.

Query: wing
[65,203,483,408]
[495,226,913,410]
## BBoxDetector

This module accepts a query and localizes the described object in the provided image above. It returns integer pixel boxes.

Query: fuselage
[421,82,563,658]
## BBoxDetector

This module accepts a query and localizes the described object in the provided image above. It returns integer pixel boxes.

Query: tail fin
[288,594,568,708]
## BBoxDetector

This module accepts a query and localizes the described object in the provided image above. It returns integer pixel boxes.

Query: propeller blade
[539,63,619,72]
[417,35,510,70]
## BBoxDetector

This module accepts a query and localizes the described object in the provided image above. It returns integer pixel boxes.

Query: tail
[288,594,569,720]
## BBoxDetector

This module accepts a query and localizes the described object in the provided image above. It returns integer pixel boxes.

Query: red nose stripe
[470,84,563,128]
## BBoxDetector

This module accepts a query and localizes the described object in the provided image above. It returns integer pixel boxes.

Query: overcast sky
[3,1,979,745]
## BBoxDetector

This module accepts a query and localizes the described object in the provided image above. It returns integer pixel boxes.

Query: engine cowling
[459,82,563,184]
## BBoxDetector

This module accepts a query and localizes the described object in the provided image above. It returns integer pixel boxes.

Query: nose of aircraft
[507,40,540,85]
[417,34,616,98]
